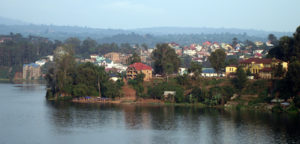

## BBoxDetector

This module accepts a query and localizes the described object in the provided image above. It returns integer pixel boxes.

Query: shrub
[175,74,190,86]
[272,104,283,113]
[286,104,299,114]
[147,82,184,103]
[189,87,203,103]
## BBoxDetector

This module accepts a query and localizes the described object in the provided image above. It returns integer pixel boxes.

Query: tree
[285,61,300,96]
[232,37,238,48]
[208,49,226,74]
[293,26,300,61]
[176,74,190,86]
[226,58,239,66]
[181,55,192,68]
[268,34,279,46]
[126,52,141,65]
[128,73,145,97]
[272,62,285,78]
[188,61,202,78]
[82,37,97,57]
[141,43,148,50]
[246,69,252,76]
[268,26,300,62]
[268,36,294,61]
[190,87,203,103]
[147,82,184,102]
[231,66,247,94]
[64,37,81,54]
[244,40,258,50]
[152,43,180,75]
[53,45,76,94]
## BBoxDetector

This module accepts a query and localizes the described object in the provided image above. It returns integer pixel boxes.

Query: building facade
[126,62,152,81]
[225,66,237,77]
[104,52,120,63]
[230,58,288,79]
[23,63,41,80]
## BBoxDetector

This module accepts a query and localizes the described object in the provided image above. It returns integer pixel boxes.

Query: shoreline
[67,97,299,114]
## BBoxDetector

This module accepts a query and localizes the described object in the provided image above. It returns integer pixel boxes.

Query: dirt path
[121,79,136,102]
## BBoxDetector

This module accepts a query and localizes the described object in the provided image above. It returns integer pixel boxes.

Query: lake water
[0,83,300,144]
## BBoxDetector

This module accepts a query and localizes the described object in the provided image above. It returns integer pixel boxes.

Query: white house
[201,68,225,77]
[183,50,196,56]
[35,59,47,66]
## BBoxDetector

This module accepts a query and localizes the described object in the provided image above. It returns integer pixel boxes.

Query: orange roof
[128,62,152,71]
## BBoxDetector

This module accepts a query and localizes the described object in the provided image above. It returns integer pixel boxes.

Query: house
[201,68,224,77]
[163,91,176,102]
[178,68,188,75]
[225,65,237,77]
[90,54,99,59]
[183,49,196,56]
[175,49,183,56]
[109,73,120,82]
[46,55,54,61]
[98,58,113,67]
[104,52,120,63]
[255,41,264,47]
[0,37,12,43]
[97,57,128,73]
[239,58,288,79]
[126,62,152,81]
[35,59,47,66]
[23,63,41,80]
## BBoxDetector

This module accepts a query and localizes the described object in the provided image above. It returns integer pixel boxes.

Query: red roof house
[127,63,152,81]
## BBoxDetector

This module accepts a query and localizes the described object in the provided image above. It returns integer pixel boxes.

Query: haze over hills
[0,17,29,25]
[0,16,293,46]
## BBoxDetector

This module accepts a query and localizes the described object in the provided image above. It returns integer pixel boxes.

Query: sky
[0,0,300,32]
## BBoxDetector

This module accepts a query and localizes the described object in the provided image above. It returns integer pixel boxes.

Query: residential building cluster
[225,58,288,79]
[22,55,53,80]
[21,39,286,81]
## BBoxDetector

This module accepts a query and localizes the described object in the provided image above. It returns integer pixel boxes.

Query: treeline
[0,33,58,67]
[64,37,136,58]
[97,33,268,47]
[267,26,300,107]
[2,24,289,46]
[46,46,123,100]
[0,34,138,67]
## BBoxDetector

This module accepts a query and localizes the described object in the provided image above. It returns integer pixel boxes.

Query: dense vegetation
[268,26,300,107]
[0,33,57,67]
[208,49,226,74]
[0,34,137,80]
[151,43,181,75]
[126,52,141,65]
[45,46,123,100]
[64,37,136,58]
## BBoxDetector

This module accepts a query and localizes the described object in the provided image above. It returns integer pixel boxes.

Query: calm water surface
[0,83,300,144]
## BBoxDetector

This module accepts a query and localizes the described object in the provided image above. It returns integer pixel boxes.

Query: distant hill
[0,17,293,46]
[0,17,29,25]
[133,27,292,38]
[0,24,129,40]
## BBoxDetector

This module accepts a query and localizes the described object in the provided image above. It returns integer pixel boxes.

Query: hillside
[0,17,293,46]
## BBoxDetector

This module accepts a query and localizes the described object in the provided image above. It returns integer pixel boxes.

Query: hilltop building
[225,58,288,79]
[126,62,152,81]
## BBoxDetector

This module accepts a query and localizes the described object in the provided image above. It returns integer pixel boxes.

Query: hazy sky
[0,0,299,32]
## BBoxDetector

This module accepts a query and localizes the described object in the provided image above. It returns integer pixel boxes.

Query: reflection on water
[46,102,300,144]
[0,83,300,144]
